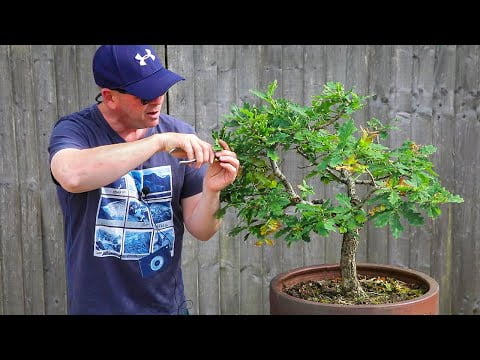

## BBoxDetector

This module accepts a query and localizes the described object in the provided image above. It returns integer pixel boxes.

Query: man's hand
[203,139,239,193]
[160,132,216,168]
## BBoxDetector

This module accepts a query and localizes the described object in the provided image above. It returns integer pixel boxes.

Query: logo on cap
[135,49,156,66]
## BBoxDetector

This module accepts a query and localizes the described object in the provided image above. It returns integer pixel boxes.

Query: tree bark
[340,230,364,296]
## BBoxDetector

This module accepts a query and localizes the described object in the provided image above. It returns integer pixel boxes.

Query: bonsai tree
[212,80,463,299]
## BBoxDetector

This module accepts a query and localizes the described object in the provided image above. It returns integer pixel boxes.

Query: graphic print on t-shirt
[94,166,175,261]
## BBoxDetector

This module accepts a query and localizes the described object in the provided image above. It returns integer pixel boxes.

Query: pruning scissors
[168,147,222,165]
[168,147,197,165]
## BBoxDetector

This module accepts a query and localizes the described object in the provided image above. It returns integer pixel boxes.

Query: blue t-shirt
[48,104,206,314]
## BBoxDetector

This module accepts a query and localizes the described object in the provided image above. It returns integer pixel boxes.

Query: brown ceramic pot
[270,263,439,315]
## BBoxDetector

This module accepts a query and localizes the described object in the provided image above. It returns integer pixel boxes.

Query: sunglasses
[94,89,152,105]
[111,88,152,105]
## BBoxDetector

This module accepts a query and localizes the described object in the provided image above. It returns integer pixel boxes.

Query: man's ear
[101,88,117,108]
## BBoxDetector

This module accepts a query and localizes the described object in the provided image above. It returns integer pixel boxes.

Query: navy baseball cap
[92,45,185,101]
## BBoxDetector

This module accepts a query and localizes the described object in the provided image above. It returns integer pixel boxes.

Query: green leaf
[287,103,308,116]
[266,148,279,161]
[228,226,247,236]
[296,203,319,212]
[336,193,352,208]
[373,211,391,227]
[338,119,357,145]
[401,206,424,226]
[354,211,368,224]
[389,213,404,238]
[323,218,337,232]
[267,80,278,97]
[327,155,344,168]
[448,194,464,203]
[314,223,329,236]
[250,89,269,102]
[215,206,227,219]
[420,145,437,156]
[388,191,401,206]
[427,205,442,218]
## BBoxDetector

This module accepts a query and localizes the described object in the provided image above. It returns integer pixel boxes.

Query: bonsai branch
[355,171,390,186]
[296,147,317,165]
[343,170,361,206]
[354,179,375,185]
[326,167,347,184]
[268,158,322,206]
[365,168,377,187]
[315,113,343,130]
[361,186,380,204]
[269,158,302,204]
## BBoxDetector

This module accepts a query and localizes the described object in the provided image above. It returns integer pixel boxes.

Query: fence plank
[432,45,457,314]
[365,45,394,265]
[0,46,6,314]
[303,45,328,268]
[281,45,306,274]
[193,45,220,314]
[76,45,98,108]
[167,45,199,314]
[259,45,284,314]
[323,45,349,265]
[410,45,435,277]
[54,45,79,118]
[10,45,45,314]
[31,45,67,314]
[389,45,414,268]
[236,45,264,314]
[452,45,479,314]
[215,45,240,314]
[0,45,25,314]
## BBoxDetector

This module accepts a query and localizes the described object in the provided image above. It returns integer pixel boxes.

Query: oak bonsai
[212,80,463,301]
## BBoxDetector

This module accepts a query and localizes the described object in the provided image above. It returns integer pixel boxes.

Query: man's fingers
[167,134,217,167]
[218,139,230,151]
[168,147,188,158]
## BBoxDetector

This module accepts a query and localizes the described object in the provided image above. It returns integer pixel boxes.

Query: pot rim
[270,263,439,309]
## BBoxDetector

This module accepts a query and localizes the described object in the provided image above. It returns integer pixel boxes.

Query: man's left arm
[182,140,239,241]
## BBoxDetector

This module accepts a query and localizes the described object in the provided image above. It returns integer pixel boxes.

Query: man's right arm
[51,134,165,193]
[51,132,215,193]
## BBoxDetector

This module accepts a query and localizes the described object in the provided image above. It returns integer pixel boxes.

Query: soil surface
[283,275,428,305]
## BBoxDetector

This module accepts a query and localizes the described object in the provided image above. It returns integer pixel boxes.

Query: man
[48,45,239,314]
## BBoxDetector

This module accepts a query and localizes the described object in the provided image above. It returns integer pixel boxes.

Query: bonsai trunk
[340,230,365,296]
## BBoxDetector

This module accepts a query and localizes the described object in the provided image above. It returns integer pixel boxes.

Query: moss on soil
[283,275,428,305]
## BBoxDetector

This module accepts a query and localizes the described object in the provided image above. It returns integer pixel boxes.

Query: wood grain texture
[259,45,284,314]
[215,45,240,315]
[389,45,413,269]
[0,45,25,314]
[451,45,479,314]
[365,45,394,266]
[31,45,66,314]
[167,45,199,314]
[280,45,306,276]
[10,45,45,314]
[432,45,457,314]
[409,45,435,278]
[324,45,348,265]
[302,45,328,269]
[193,45,220,315]
[236,45,264,314]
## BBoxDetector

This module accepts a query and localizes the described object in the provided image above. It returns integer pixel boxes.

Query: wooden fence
[0,45,478,314]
